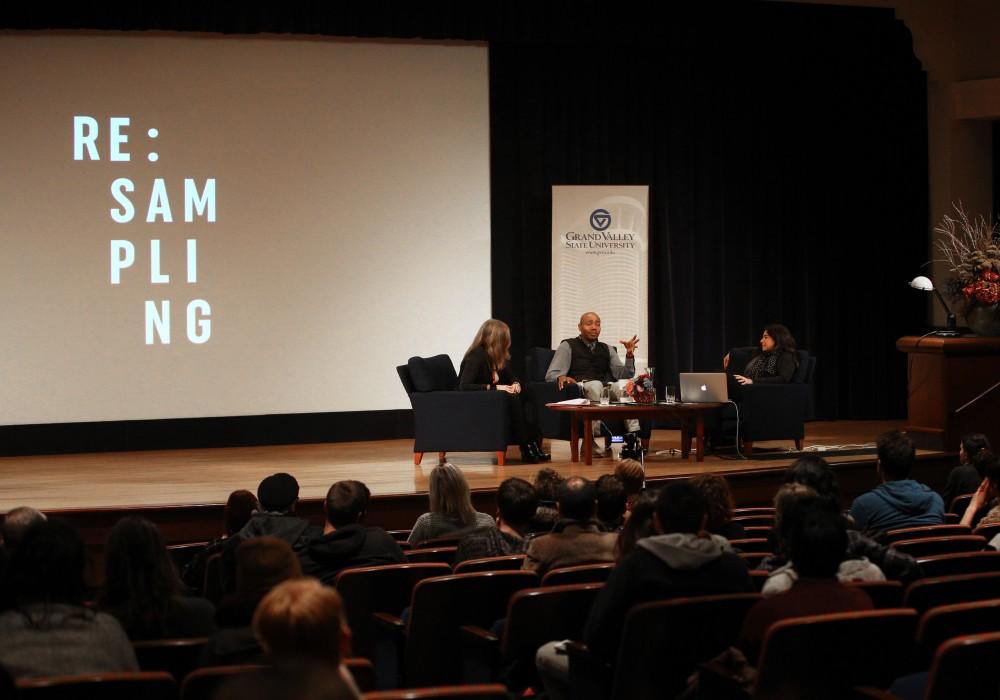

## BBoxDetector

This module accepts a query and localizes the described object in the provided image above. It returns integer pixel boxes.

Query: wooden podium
[896,336,1000,452]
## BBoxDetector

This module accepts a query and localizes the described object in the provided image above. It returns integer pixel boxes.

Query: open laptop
[679,373,729,403]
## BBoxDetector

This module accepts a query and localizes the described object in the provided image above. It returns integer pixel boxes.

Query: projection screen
[0,33,491,425]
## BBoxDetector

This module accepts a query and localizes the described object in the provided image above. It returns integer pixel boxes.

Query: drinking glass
[599,384,611,405]
[665,385,676,403]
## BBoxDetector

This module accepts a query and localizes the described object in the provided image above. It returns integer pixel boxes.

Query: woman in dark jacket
[942,433,992,511]
[182,489,259,591]
[690,473,747,540]
[99,516,216,640]
[725,323,800,386]
[459,318,549,463]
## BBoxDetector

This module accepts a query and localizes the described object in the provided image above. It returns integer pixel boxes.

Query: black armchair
[397,354,511,465]
[524,347,583,443]
[725,347,816,455]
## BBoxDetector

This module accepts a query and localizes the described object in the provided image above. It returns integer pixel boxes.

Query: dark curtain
[0,1,929,454]
[490,3,928,420]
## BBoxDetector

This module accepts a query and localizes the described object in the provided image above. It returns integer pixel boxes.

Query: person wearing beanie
[200,536,302,667]
[238,473,311,545]
[219,473,312,596]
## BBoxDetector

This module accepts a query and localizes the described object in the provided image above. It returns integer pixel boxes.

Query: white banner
[551,185,650,370]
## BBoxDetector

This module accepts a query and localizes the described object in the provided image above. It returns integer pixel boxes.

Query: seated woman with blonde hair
[408,462,495,545]
[459,318,550,464]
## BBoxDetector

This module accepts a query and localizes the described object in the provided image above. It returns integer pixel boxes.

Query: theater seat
[891,535,987,557]
[903,572,1000,613]
[335,562,451,662]
[181,665,263,700]
[751,609,916,698]
[404,547,459,565]
[460,582,604,689]
[540,563,615,586]
[916,599,1000,668]
[881,524,971,544]
[17,671,176,700]
[132,637,209,681]
[375,570,539,688]
[847,580,903,609]
[453,555,526,574]
[923,631,1000,700]
[915,551,1000,578]
[363,684,510,699]
[570,593,762,700]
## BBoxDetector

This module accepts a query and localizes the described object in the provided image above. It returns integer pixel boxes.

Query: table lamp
[909,276,960,337]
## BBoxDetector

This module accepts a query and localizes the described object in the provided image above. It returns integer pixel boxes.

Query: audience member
[0,506,46,591]
[523,476,617,576]
[761,485,883,595]
[220,474,311,594]
[690,473,746,540]
[253,579,356,679]
[250,578,362,697]
[959,451,1000,528]
[455,477,538,563]
[531,467,565,532]
[201,536,302,667]
[182,489,259,590]
[942,433,992,510]
[238,473,311,545]
[595,474,628,531]
[779,454,919,581]
[0,519,138,678]
[740,503,874,664]
[849,430,944,533]
[582,482,751,662]
[614,490,658,561]
[536,481,751,699]
[941,433,992,510]
[1,506,46,554]
[614,458,645,511]
[99,516,216,640]
[408,463,494,545]
[299,480,405,583]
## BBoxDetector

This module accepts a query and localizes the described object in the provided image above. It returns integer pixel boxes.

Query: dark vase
[965,304,1000,336]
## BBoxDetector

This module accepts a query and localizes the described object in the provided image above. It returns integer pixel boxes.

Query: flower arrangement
[624,372,655,403]
[934,204,1000,307]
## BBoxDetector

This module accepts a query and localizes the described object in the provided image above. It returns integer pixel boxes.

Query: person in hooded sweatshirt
[535,481,750,700]
[298,480,405,584]
[219,473,312,595]
[849,430,944,534]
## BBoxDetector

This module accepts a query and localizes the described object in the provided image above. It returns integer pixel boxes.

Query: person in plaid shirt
[454,478,538,564]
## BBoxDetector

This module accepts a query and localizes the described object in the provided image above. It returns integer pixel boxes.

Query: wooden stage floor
[0,419,940,513]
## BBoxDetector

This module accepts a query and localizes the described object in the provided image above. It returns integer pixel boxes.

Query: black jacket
[298,524,406,584]
[583,534,752,663]
[458,346,517,391]
[218,513,313,595]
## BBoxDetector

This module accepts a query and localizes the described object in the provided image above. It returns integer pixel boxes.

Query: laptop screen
[679,373,729,403]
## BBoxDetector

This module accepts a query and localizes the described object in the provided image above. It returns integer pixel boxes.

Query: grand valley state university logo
[563,207,637,250]
[590,208,611,231]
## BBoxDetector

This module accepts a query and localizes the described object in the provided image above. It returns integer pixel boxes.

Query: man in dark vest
[545,311,640,453]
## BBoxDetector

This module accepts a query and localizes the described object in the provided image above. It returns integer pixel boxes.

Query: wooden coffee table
[544,401,725,464]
